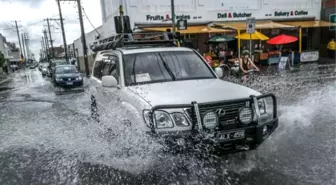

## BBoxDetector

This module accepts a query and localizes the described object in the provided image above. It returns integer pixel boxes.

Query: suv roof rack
[90,32,179,52]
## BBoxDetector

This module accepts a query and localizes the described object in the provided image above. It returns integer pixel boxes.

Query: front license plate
[66,82,73,85]
[217,131,245,141]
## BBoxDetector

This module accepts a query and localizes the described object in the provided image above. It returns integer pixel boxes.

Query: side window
[109,55,120,82]
[93,54,111,80]
[101,55,120,82]
[93,58,103,79]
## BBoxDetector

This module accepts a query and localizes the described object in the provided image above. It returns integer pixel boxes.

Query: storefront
[125,0,335,63]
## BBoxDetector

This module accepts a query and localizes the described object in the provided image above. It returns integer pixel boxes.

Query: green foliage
[0,51,5,67]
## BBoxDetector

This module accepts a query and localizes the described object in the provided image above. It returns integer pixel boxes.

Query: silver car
[89,47,278,152]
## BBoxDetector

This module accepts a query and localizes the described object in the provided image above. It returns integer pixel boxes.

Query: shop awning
[213,20,295,30]
[142,26,231,34]
[275,20,336,28]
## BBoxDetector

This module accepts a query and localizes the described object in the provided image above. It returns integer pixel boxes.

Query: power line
[82,6,100,37]
[0,20,43,31]
[26,20,44,27]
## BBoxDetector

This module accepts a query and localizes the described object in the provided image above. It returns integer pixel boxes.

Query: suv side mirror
[215,67,223,78]
[102,76,118,88]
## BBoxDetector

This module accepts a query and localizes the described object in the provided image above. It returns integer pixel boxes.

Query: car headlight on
[76,76,83,81]
[203,111,218,129]
[172,113,189,127]
[258,99,266,115]
[154,110,174,129]
[238,107,253,124]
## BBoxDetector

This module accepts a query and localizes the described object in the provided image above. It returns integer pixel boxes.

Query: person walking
[327,38,335,59]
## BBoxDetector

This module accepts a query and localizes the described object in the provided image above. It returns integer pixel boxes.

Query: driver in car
[239,51,260,82]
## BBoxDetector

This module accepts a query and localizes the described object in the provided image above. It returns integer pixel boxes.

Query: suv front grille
[186,101,248,130]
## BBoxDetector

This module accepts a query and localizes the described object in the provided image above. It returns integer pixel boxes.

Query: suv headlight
[143,110,189,129]
[154,110,174,129]
[258,99,266,115]
[76,76,83,81]
[172,113,189,127]
[56,78,62,82]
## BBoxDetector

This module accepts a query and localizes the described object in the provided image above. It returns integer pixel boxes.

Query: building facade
[130,0,321,23]
[74,0,332,72]
[73,25,104,72]
[0,34,10,59]
[0,33,20,60]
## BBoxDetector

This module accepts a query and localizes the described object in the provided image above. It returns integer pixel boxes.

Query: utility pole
[77,0,89,76]
[59,0,89,76]
[171,0,176,33]
[56,0,68,62]
[21,33,27,61]
[43,30,49,60]
[41,39,45,60]
[72,43,76,58]
[42,36,49,62]
[25,33,30,61]
[45,18,54,58]
[13,20,23,57]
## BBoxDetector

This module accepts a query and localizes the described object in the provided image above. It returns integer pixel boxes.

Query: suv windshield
[123,51,215,86]
[55,66,77,74]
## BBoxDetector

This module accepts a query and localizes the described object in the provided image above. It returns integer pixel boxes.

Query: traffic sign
[177,20,187,30]
[246,17,256,34]
[330,13,336,31]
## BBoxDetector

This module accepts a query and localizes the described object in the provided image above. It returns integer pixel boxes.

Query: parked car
[10,64,19,71]
[38,63,44,71]
[88,33,279,153]
[49,59,69,77]
[41,63,49,76]
[53,65,83,87]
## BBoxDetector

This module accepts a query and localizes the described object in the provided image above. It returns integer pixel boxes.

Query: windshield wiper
[158,53,176,81]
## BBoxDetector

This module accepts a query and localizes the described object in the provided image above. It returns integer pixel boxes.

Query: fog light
[263,126,268,135]
[176,138,186,146]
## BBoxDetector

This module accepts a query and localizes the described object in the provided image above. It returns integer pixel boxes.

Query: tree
[0,51,5,68]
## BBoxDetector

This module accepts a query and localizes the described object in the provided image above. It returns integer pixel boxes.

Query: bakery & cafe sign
[218,12,252,19]
[274,10,308,17]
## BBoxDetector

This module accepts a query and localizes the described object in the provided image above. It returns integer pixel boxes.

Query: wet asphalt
[0,65,335,185]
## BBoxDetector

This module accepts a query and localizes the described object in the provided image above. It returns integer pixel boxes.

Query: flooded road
[0,66,335,185]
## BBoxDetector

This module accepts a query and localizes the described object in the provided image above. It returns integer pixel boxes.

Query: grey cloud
[11,0,46,8]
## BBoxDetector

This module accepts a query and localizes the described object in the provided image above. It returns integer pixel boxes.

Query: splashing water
[0,68,335,185]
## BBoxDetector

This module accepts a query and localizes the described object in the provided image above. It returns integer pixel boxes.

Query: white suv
[89,37,278,152]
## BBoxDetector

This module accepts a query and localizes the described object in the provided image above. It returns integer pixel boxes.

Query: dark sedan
[53,65,83,87]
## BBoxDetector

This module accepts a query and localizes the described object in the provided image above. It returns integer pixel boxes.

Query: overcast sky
[0,0,102,60]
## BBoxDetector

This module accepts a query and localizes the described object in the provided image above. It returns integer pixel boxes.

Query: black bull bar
[148,93,277,133]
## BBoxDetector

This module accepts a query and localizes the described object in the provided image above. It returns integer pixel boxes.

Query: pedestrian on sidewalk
[327,38,335,59]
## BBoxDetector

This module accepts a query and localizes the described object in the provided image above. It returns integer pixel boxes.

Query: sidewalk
[257,58,336,77]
